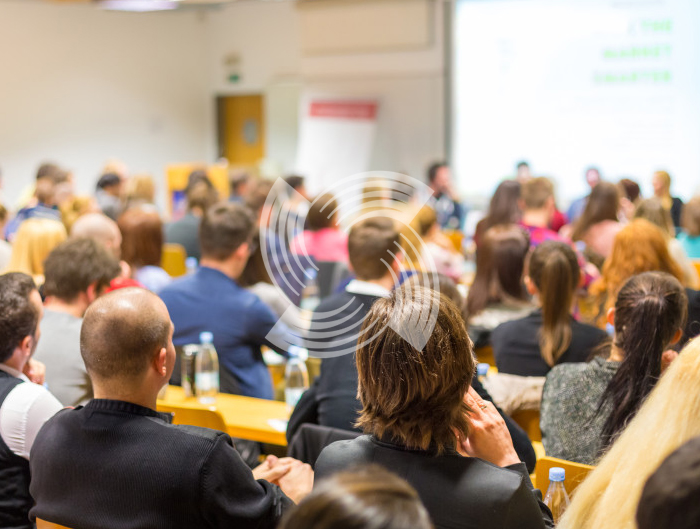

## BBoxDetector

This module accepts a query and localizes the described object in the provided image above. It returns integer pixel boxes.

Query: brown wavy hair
[355,284,475,454]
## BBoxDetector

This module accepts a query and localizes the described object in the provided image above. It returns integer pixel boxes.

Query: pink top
[291,228,349,263]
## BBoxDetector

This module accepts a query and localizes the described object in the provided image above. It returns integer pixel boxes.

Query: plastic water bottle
[300,268,320,311]
[544,467,571,524]
[195,331,219,404]
[185,257,198,275]
[285,347,309,408]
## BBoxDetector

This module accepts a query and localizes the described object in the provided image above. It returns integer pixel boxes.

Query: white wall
[0,0,446,206]
[0,1,209,206]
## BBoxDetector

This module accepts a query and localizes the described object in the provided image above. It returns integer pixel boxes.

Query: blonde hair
[558,337,700,529]
[400,206,437,271]
[682,196,700,237]
[59,195,98,233]
[125,174,155,206]
[5,218,68,283]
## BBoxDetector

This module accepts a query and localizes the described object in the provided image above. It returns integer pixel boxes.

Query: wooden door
[219,95,265,165]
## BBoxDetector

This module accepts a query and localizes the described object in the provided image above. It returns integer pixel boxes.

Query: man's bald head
[71,213,122,259]
[81,288,171,382]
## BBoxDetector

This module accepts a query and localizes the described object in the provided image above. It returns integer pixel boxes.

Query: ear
[234,242,249,260]
[86,282,98,304]
[669,328,683,346]
[524,276,537,296]
[19,335,33,358]
[153,347,168,378]
[606,307,616,327]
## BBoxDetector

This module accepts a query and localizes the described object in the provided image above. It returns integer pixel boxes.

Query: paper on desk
[267,419,288,432]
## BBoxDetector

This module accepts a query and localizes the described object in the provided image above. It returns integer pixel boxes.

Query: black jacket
[316,436,553,529]
[29,399,291,529]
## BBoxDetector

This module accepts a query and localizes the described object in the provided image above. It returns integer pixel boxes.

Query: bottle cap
[476,363,490,377]
[185,257,198,269]
[200,331,214,344]
[549,467,565,482]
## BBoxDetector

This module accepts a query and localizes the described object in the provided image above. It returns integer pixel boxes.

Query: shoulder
[493,313,536,337]
[316,436,374,476]
[571,320,608,341]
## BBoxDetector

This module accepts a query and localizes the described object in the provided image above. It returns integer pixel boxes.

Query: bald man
[70,212,122,259]
[29,288,312,529]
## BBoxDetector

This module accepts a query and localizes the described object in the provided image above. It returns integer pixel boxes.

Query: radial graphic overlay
[261,171,443,359]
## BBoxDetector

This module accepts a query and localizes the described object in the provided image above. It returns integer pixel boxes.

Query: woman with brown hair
[117,208,171,292]
[466,224,533,343]
[279,465,432,529]
[473,180,522,246]
[314,284,553,529]
[568,181,623,261]
[588,218,685,327]
[492,241,607,377]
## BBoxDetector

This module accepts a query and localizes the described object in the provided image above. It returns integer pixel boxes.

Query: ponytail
[597,272,687,452]
[528,241,580,367]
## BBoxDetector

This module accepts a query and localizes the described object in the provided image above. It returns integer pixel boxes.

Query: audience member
[279,465,432,529]
[229,171,250,203]
[33,238,121,406]
[588,219,684,327]
[0,273,62,529]
[617,178,641,221]
[0,204,12,270]
[315,285,553,529]
[309,217,400,430]
[5,218,67,285]
[58,195,98,233]
[5,176,62,241]
[557,336,700,529]
[519,178,569,246]
[466,224,533,345]
[541,272,686,464]
[95,172,124,221]
[634,198,699,288]
[566,166,602,223]
[515,160,532,182]
[29,288,313,528]
[291,193,348,263]
[652,170,683,231]
[160,202,297,399]
[636,436,700,529]
[493,241,606,377]
[118,208,171,292]
[568,181,623,263]
[401,206,464,280]
[165,180,218,261]
[70,212,123,261]
[679,196,700,258]
[124,173,156,210]
[473,180,521,247]
[425,162,465,230]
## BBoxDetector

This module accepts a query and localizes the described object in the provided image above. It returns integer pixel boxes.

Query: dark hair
[279,465,433,529]
[528,241,580,366]
[516,161,530,170]
[467,224,530,320]
[117,208,164,268]
[356,284,475,454]
[43,238,121,302]
[619,178,641,203]
[238,233,271,287]
[81,288,170,380]
[36,162,61,181]
[636,435,700,529]
[348,218,399,280]
[0,273,39,363]
[307,193,338,231]
[187,181,218,214]
[597,272,687,450]
[284,175,305,191]
[229,171,249,194]
[427,162,448,184]
[571,182,620,241]
[244,180,274,216]
[0,204,7,223]
[96,172,121,190]
[199,202,255,261]
[187,169,212,191]
[477,180,522,235]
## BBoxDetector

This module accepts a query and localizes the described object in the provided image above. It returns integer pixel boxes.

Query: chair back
[511,409,542,442]
[161,243,188,277]
[157,403,227,432]
[693,260,700,280]
[534,456,594,496]
[36,519,73,529]
[287,423,361,469]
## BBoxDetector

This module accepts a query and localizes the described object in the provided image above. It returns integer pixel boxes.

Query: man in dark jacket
[29,288,312,529]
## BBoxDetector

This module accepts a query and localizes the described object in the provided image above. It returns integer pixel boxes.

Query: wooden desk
[157,386,290,446]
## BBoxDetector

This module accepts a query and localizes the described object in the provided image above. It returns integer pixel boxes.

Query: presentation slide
[453,0,700,205]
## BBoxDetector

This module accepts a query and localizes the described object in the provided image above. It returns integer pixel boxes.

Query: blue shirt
[679,232,700,260]
[159,267,294,400]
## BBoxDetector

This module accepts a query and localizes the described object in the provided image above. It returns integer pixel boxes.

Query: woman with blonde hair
[5,218,67,284]
[652,170,683,231]
[558,336,700,529]
[588,219,684,327]
[634,198,699,288]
